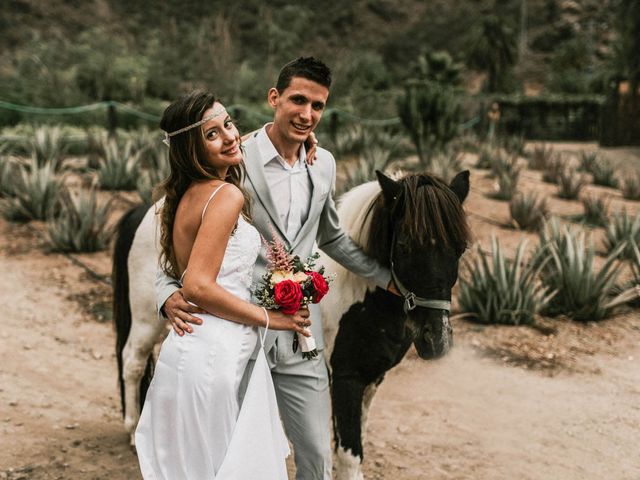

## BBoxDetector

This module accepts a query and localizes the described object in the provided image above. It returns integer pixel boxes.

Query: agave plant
[620,172,640,200]
[500,134,526,157]
[580,195,609,227]
[541,153,566,183]
[539,224,633,320]
[489,150,520,178]
[429,150,464,183]
[475,145,494,169]
[137,148,170,205]
[97,140,141,191]
[0,156,19,197]
[29,125,69,172]
[458,237,555,325]
[556,168,587,200]
[591,160,618,188]
[47,185,113,252]
[579,151,599,173]
[492,168,520,201]
[509,192,548,230]
[0,156,63,222]
[529,143,553,170]
[329,124,366,158]
[85,127,110,169]
[603,209,640,259]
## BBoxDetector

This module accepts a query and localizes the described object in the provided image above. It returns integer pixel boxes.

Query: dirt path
[1,220,639,479]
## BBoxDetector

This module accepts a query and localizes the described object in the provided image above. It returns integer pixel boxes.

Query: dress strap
[178,183,229,286]
[201,183,229,221]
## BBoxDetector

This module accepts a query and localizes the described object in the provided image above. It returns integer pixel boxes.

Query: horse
[112,169,470,479]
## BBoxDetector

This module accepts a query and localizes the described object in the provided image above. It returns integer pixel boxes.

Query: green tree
[467,15,517,92]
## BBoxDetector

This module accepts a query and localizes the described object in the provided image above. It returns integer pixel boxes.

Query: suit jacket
[156,132,390,355]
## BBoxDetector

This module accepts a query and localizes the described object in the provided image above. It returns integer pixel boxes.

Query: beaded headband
[162,106,228,146]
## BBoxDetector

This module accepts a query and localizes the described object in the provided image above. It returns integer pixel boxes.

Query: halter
[389,229,452,314]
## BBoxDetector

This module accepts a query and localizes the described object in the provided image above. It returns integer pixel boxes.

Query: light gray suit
[156,132,390,479]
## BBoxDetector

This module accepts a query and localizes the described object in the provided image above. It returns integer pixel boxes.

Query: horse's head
[370,170,470,360]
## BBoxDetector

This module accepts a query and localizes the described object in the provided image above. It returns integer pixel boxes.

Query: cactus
[397,79,461,168]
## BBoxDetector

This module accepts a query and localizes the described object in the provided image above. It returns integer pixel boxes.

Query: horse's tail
[112,203,152,417]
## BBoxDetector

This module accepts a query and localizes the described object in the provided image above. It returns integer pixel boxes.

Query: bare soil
[1,142,639,479]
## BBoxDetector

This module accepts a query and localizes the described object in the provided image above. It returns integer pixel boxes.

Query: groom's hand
[163,290,206,336]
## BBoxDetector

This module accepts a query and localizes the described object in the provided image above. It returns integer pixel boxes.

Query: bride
[134,90,312,479]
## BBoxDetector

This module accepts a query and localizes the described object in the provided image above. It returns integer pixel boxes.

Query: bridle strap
[389,230,451,314]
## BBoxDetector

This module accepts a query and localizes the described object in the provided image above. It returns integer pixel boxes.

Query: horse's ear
[376,170,402,205]
[449,170,470,204]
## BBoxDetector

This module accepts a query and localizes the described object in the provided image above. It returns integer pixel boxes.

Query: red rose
[307,272,329,303]
[274,279,303,314]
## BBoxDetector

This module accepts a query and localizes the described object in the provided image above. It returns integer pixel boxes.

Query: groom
[157,57,394,479]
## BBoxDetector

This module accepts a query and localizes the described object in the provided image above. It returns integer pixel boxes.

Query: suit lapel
[243,141,289,242]
[291,162,324,249]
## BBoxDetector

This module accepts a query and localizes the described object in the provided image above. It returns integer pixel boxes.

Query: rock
[65,423,79,430]
[8,400,18,407]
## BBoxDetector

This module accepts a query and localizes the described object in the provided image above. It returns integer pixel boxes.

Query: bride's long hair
[157,90,252,279]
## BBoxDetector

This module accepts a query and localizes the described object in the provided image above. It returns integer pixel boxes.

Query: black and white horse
[112,170,470,479]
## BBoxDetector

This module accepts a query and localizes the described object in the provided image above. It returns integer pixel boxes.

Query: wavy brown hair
[157,90,252,279]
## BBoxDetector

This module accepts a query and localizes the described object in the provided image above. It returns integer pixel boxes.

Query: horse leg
[332,374,368,480]
[122,316,164,446]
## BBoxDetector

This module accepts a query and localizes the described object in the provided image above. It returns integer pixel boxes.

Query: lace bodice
[216,216,261,301]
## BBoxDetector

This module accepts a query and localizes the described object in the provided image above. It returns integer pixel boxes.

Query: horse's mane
[339,172,470,268]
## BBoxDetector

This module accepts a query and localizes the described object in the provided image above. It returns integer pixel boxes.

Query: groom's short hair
[276,57,332,93]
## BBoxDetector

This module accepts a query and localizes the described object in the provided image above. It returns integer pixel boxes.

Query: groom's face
[268,76,329,145]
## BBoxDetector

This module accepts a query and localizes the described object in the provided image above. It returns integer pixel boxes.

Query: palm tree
[467,15,517,92]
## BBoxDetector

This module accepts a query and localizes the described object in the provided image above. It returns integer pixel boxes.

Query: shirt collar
[256,123,307,167]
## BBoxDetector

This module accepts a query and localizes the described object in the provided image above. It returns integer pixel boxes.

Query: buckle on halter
[404,292,417,311]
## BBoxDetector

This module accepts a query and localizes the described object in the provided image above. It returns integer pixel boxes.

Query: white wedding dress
[135,185,290,480]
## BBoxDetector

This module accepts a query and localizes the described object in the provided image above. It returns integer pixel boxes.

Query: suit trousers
[239,333,332,480]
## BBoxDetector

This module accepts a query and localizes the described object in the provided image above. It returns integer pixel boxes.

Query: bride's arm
[180,184,310,334]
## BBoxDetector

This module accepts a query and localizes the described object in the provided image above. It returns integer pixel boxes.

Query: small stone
[65,423,79,430]
[8,400,18,407]
[92,351,103,360]
[71,439,81,447]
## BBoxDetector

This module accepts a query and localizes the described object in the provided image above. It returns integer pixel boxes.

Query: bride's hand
[305,132,319,165]
[266,308,312,336]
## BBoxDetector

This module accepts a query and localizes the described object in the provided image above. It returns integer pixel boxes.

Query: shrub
[620,172,640,200]
[591,160,618,188]
[489,150,520,178]
[580,195,609,227]
[458,237,554,325]
[541,153,566,183]
[29,125,69,172]
[556,168,586,199]
[47,185,113,252]
[603,210,640,260]
[539,224,631,320]
[509,192,548,230]
[0,156,63,222]
[97,140,141,190]
[529,143,553,170]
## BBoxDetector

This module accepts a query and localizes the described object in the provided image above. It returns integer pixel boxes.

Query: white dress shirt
[255,124,312,240]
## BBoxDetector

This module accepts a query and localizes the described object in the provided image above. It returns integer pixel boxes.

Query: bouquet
[253,228,332,359]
